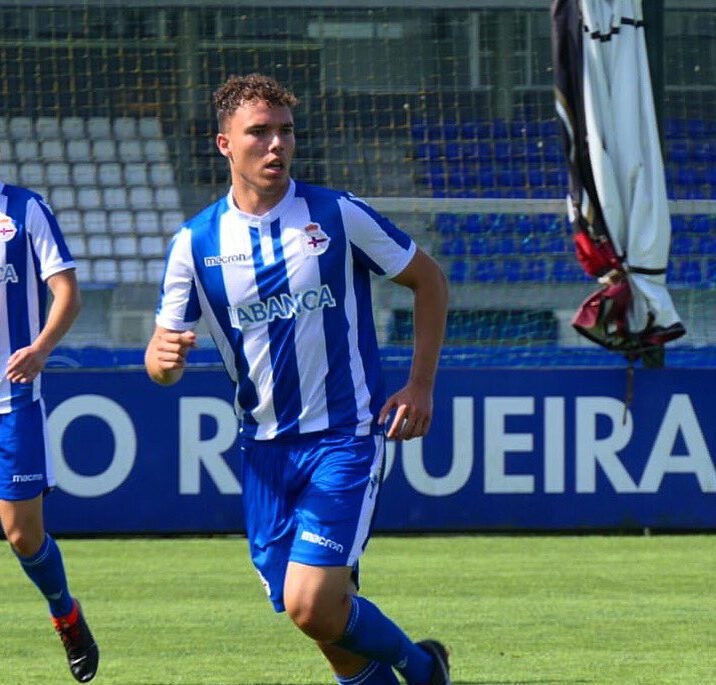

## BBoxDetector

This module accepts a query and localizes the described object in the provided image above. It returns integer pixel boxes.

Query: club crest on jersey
[301,223,330,256]
[0,213,17,242]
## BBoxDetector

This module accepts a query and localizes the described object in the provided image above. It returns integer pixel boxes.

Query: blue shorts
[0,399,54,501]
[239,431,385,612]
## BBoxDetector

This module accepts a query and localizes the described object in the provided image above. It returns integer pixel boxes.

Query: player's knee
[285,594,344,642]
[5,526,43,557]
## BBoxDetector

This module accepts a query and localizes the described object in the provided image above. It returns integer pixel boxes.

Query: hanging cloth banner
[551,0,685,354]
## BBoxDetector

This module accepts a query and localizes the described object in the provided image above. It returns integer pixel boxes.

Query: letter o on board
[48,395,137,498]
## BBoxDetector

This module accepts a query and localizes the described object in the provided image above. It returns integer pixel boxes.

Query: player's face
[217,100,295,205]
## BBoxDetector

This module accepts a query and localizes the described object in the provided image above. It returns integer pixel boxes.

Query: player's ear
[216,132,231,159]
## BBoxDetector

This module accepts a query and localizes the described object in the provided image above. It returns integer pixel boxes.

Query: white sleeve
[338,194,416,279]
[26,197,75,281]
[155,227,201,331]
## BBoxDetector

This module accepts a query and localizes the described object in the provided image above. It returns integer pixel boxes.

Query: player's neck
[230,181,290,217]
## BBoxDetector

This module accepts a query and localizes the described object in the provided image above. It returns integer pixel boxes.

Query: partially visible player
[0,181,99,683]
[145,74,451,685]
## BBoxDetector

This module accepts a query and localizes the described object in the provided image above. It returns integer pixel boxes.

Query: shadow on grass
[137,681,592,685]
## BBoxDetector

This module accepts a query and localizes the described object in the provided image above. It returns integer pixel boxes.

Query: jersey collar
[226,178,296,225]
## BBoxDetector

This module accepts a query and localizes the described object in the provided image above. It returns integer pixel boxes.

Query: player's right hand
[154,330,198,370]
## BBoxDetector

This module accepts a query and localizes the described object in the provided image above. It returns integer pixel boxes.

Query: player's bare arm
[144,325,197,386]
[5,268,81,384]
[379,248,448,441]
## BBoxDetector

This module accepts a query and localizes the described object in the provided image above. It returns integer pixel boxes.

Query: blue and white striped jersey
[0,183,75,414]
[157,180,416,440]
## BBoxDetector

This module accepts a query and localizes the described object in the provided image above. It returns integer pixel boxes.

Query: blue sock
[335,661,400,685]
[15,534,74,618]
[335,596,433,685]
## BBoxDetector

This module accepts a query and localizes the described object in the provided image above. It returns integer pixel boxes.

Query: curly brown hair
[212,73,299,131]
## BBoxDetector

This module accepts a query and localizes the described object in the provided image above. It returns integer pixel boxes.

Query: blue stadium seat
[510,120,527,137]
[414,143,441,161]
[444,142,463,160]
[478,168,496,188]
[463,214,487,233]
[471,261,501,282]
[667,141,689,164]
[690,215,710,233]
[528,167,546,186]
[476,142,493,161]
[538,120,560,137]
[435,213,461,234]
[551,258,588,283]
[492,119,509,139]
[707,259,716,284]
[441,237,467,256]
[677,260,703,285]
[524,259,548,281]
[460,122,479,140]
[494,141,511,163]
[544,236,569,254]
[492,237,516,255]
[665,118,688,139]
[502,258,524,282]
[671,235,695,255]
[410,123,427,141]
[699,236,716,254]
[543,141,564,163]
[687,119,708,139]
[469,237,488,255]
[692,142,716,163]
[449,259,468,283]
[511,141,527,159]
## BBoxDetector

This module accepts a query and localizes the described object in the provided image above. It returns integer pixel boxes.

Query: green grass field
[1,535,715,684]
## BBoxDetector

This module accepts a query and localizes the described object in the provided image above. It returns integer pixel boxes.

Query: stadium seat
[700,236,716,254]
[448,259,467,283]
[113,117,138,140]
[57,209,82,234]
[87,235,112,257]
[87,117,112,139]
[145,258,166,283]
[19,162,45,187]
[129,187,154,210]
[469,237,488,255]
[0,118,7,139]
[707,259,716,284]
[0,141,13,162]
[103,187,129,210]
[83,210,108,234]
[160,211,184,234]
[665,118,688,139]
[66,140,91,163]
[671,235,695,255]
[15,140,40,163]
[138,118,162,139]
[77,187,102,210]
[144,140,169,162]
[47,162,71,186]
[9,117,33,139]
[112,235,139,257]
[139,235,166,257]
[40,140,65,162]
[471,261,501,282]
[73,259,91,282]
[50,187,76,210]
[0,162,18,183]
[35,117,61,140]
[538,120,560,137]
[61,117,86,140]
[441,237,467,256]
[119,258,145,283]
[98,163,122,186]
[92,140,117,163]
[65,235,87,258]
[92,258,119,282]
[71,163,97,187]
[135,210,160,234]
[108,211,134,234]
[124,163,149,186]
[118,140,143,163]
[435,213,461,234]
[524,259,548,282]
[677,260,702,285]
[502,258,525,282]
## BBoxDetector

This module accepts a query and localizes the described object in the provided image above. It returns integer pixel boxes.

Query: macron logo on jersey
[0,264,19,285]
[228,284,336,330]
[204,253,250,267]
[300,531,344,554]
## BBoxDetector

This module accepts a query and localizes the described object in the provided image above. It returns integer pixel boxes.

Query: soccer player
[145,73,450,685]
[0,182,99,682]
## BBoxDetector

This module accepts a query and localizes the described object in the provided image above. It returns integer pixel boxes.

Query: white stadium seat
[149,163,174,186]
[118,140,143,163]
[35,117,61,140]
[134,210,160,234]
[155,187,180,210]
[50,187,76,210]
[47,162,71,186]
[87,117,111,139]
[57,209,82,235]
[65,235,87,258]
[98,162,122,187]
[160,210,184,234]
[77,187,102,210]
[138,118,162,139]
[139,235,165,257]
[88,235,112,257]
[145,258,166,283]
[124,163,148,186]
[144,139,169,162]
[66,140,91,163]
[119,258,144,283]
[0,162,19,184]
[108,210,134,234]
[129,186,154,210]
[34,187,49,200]
[92,140,116,163]
[113,117,138,140]
[40,140,65,162]
[73,259,91,282]
[92,258,119,282]
[19,162,45,187]
[113,235,138,257]
[83,210,108,234]
[9,117,33,139]
[0,141,14,162]
[72,163,98,186]
[103,187,128,210]
[61,117,86,140]
[14,140,40,163]
[0,118,8,139]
